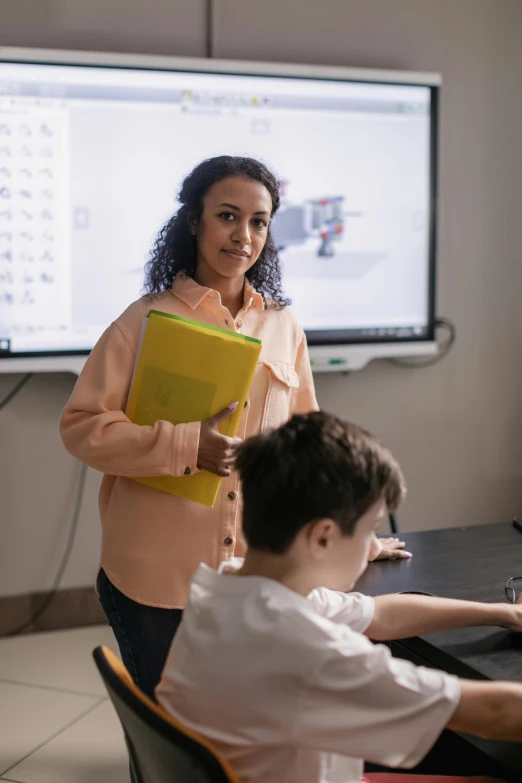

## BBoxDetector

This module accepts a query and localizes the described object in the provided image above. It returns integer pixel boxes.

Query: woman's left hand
[370,536,412,562]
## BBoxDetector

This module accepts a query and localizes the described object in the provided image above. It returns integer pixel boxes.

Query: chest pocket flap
[262,359,300,389]
[258,359,300,430]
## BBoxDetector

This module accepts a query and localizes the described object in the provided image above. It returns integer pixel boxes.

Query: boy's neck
[235,549,320,598]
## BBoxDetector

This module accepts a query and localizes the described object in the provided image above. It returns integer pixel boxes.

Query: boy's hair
[236,411,406,554]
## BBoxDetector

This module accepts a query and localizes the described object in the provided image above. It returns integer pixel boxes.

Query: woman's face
[194,175,272,283]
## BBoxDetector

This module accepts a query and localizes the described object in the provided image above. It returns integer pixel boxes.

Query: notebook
[126,310,262,507]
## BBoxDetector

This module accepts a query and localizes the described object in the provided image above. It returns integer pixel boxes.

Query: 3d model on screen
[271,183,362,258]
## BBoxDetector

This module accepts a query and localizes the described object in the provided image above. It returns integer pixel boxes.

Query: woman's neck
[195,268,245,319]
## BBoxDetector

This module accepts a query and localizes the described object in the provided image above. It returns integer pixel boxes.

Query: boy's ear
[307,518,336,553]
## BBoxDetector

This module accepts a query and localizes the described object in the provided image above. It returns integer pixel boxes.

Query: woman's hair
[143,156,290,309]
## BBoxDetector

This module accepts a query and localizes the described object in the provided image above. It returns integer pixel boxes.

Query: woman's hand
[369,535,412,562]
[197,403,243,477]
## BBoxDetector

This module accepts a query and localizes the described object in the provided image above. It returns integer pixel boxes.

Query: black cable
[1,461,88,637]
[206,0,215,58]
[0,373,33,410]
[387,317,456,369]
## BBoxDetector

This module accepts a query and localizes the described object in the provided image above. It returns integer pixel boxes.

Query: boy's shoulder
[188,566,375,665]
[307,587,375,634]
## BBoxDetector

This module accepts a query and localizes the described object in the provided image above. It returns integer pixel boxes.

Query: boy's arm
[297,628,522,768]
[449,679,522,741]
[365,593,520,641]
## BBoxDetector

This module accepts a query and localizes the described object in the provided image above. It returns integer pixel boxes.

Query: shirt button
[228,491,237,501]
[224,537,233,546]
[184,467,191,475]
[237,320,243,328]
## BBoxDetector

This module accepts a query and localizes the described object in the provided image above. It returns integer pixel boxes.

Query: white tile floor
[0,625,129,783]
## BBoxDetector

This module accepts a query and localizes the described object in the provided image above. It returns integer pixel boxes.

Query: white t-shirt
[156,559,460,783]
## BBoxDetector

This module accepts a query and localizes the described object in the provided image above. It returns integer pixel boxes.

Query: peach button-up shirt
[60,274,318,608]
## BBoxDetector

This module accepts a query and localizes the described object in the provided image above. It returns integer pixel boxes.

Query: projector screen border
[0,46,441,375]
[0,342,437,376]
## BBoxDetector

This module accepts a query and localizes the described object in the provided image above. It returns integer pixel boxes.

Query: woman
[60,156,405,700]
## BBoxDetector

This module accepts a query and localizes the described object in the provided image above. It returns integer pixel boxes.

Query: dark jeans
[97,568,183,701]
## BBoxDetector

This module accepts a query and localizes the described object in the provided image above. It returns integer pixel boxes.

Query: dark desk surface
[355,521,522,682]
[355,522,522,781]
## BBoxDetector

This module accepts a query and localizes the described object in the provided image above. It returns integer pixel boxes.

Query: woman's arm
[366,593,519,641]
[290,331,319,414]
[60,322,200,478]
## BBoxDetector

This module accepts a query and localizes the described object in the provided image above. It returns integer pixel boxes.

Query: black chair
[93,645,241,783]
[389,512,398,534]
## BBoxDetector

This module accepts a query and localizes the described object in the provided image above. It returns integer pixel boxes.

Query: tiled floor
[0,625,129,783]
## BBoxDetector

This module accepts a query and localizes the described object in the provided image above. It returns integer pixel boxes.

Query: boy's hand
[370,536,412,562]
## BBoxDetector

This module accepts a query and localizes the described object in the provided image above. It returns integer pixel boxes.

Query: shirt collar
[193,562,314,611]
[171,273,264,312]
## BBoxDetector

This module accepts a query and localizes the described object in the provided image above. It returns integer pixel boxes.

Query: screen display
[0,59,437,357]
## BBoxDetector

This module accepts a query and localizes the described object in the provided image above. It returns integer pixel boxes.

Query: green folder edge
[148,310,262,345]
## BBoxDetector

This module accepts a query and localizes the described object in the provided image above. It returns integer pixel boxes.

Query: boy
[156,412,522,783]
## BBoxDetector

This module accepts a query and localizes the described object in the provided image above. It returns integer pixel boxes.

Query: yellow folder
[126,310,262,507]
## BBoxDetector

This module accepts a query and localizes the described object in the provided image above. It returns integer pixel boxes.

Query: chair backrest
[93,645,241,783]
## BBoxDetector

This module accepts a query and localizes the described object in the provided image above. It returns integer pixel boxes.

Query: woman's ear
[187,215,197,236]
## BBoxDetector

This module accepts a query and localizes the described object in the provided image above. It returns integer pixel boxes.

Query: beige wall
[1,0,522,597]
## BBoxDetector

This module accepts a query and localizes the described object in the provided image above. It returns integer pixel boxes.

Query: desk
[355,522,522,781]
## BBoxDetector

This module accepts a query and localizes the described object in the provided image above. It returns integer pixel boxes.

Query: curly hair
[143,156,290,309]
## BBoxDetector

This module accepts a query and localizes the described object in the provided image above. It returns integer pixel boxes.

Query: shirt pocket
[260,358,300,430]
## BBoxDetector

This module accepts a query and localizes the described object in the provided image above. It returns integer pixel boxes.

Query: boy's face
[307,499,387,593]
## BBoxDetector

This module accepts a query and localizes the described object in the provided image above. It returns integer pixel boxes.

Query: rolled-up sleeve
[307,588,375,634]
[297,633,460,769]
[60,322,200,478]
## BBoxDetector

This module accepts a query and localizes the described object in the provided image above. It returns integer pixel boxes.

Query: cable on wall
[387,317,456,369]
[206,0,216,59]
[0,460,88,638]
[1,373,88,636]
[0,373,33,410]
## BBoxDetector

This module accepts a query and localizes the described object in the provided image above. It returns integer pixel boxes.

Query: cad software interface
[0,61,434,355]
